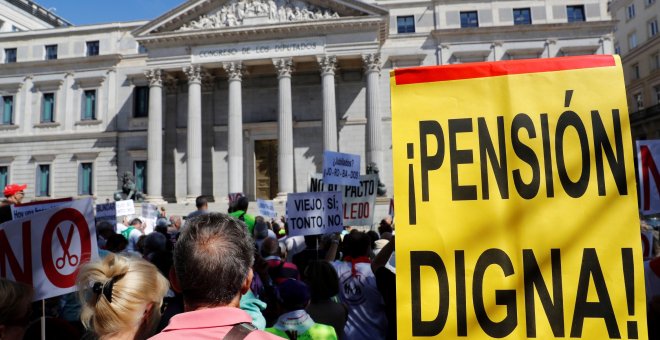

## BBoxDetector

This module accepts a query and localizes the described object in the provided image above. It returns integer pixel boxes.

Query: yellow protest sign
[390,56,646,339]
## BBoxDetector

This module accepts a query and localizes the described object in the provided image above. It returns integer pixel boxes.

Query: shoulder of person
[246,329,286,339]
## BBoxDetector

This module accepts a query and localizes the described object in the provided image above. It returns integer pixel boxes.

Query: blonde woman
[77,253,169,339]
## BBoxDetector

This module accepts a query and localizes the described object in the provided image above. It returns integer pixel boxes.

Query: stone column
[145,69,165,203]
[184,65,203,201]
[274,58,294,197]
[223,61,244,194]
[319,56,338,152]
[363,53,384,173]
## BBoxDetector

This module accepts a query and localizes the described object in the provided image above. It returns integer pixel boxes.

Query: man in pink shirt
[150,213,283,339]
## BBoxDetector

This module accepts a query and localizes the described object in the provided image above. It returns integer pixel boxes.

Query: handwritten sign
[322,151,360,187]
[309,174,377,226]
[0,198,98,301]
[285,192,343,237]
[115,200,135,216]
[257,199,277,218]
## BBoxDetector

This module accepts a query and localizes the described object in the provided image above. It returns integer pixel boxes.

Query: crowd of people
[0,191,397,340]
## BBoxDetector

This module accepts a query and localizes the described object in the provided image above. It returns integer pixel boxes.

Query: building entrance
[254,139,279,200]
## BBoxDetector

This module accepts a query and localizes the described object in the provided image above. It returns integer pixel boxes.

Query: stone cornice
[0,131,118,144]
[136,17,387,47]
[432,21,616,41]
[621,34,660,64]
[0,54,122,76]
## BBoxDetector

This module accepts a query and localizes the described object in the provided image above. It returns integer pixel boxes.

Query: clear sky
[35,0,186,25]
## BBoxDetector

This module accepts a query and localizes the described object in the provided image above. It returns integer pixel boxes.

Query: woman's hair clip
[91,277,117,303]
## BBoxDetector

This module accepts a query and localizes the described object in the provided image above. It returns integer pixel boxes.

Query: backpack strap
[238,211,247,221]
[224,322,256,340]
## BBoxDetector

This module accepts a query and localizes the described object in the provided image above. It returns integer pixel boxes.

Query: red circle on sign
[41,208,92,288]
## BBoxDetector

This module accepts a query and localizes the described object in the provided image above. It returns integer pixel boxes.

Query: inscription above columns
[192,37,325,63]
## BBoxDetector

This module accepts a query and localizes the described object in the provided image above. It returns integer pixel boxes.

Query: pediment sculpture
[178,0,340,31]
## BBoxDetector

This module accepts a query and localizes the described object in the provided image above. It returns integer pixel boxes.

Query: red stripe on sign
[393,55,616,85]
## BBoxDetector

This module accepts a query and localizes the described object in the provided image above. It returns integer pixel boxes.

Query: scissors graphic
[55,225,79,270]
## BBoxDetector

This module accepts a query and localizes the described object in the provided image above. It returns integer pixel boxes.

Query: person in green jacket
[228,195,256,235]
[266,279,337,340]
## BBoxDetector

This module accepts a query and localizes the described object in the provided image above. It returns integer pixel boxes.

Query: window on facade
[133,86,149,118]
[0,166,8,190]
[138,44,148,54]
[45,45,57,60]
[79,163,93,195]
[650,19,659,38]
[655,85,660,104]
[86,41,99,57]
[460,11,479,28]
[567,5,586,22]
[629,32,638,49]
[633,63,640,79]
[4,48,16,63]
[133,161,146,194]
[1,96,13,125]
[627,4,636,20]
[513,8,532,25]
[652,53,660,70]
[36,164,50,197]
[397,15,415,33]
[82,90,96,120]
[635,93,644,111]
[42,93,55,123]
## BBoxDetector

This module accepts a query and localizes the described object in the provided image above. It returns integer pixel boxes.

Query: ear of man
[240,268,254,295]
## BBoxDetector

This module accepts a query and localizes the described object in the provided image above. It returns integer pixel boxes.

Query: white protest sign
[141,203,158,234]
[95,202,117,226]
[286,192,343,237]
[0,198,98,301]
[115,200,135,216]
[309,174,377,226]
[10,197,73,220]
[322,151,360,187]
[638,140,660,215]
[257,199,277,218]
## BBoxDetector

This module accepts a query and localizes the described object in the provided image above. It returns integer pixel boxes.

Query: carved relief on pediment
[178,0,340,31]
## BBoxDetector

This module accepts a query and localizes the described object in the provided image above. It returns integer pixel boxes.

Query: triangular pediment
[134,0,387,36]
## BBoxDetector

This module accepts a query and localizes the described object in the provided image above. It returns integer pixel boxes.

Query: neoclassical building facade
[0,0,615,203]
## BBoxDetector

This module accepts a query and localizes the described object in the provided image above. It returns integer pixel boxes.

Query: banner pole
[41,299,46,340]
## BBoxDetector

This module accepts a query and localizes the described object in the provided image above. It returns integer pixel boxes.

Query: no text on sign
[391,56,646,339]
[323,151,361,187]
